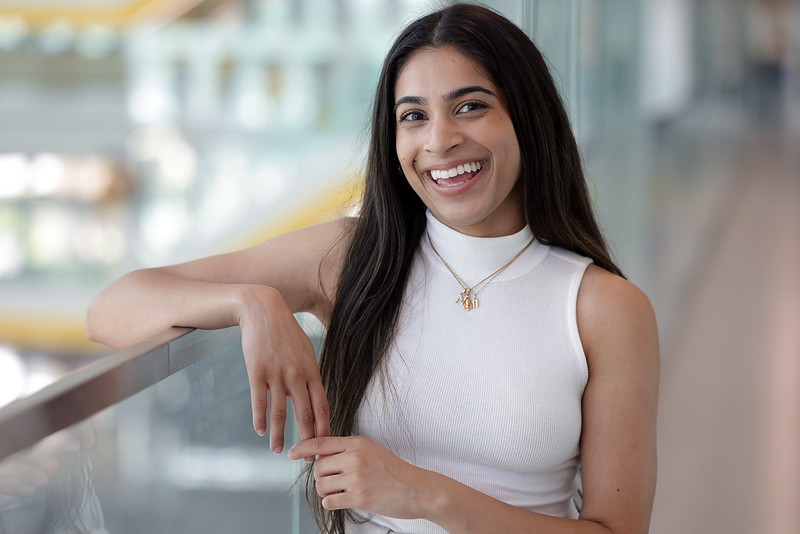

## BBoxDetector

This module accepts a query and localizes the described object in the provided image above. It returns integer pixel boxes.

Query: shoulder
[577,265,655,325]
[576,265,659,373]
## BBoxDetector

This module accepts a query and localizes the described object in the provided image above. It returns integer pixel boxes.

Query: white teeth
[430,161,483,182]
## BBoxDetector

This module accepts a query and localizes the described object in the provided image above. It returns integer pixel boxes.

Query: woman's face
[394,46,524,237]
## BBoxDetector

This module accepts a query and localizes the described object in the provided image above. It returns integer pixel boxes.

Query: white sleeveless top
[351,211,592,533]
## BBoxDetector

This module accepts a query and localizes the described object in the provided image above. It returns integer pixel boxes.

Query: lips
[424,160,486,188]
[429,160,484,181]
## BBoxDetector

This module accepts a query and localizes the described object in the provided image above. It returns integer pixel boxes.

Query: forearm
[291,436,624,534]
[418,470,612,534]
[85,268,255,349]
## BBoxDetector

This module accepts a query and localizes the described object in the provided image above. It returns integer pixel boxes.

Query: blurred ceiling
[0,0,213,28]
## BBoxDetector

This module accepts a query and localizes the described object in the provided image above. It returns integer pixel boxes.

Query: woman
[86,4,658,534]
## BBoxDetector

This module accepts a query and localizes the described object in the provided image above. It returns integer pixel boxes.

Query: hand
[238,285,330,454]
[288,436,427,519]
[0,431,81,498]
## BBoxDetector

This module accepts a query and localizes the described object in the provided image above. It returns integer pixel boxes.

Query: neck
[423,210,540,284]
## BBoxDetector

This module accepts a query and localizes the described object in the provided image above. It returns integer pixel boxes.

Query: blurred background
[0,0,798,532]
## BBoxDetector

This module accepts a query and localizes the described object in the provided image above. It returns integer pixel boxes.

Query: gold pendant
[458,289,478,311]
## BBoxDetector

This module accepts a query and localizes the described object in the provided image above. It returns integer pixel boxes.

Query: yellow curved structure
[0,0,204,28]
[0,179,362,354]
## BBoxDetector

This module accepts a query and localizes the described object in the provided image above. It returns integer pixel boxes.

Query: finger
[38,432,79,454]
[0,479,40,498]
[0,460,50,494]
[288,436,350,460]
[290,388,317,444]
[321,491,349,511]
[307,379,331,438]
[27,454,59,477]
[79,424,95,448]
[313,455,343,478]
[8,461,50,486]
[268,386,287,454]
[315,472,346,498]
[248,374,268,436]
[28,442,73,471]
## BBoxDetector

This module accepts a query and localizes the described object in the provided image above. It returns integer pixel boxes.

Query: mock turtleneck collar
[422,210,547,285]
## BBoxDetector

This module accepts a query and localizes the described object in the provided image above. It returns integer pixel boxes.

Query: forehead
[394,46,495,99]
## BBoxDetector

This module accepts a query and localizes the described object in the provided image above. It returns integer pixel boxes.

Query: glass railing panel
[0,320,323,534]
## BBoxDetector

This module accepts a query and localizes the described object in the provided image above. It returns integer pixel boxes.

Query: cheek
[502,134,522,180]
[395,136,411,165]
[395,138,417,177]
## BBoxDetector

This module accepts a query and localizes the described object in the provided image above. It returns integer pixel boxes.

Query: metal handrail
[0,326,242,461]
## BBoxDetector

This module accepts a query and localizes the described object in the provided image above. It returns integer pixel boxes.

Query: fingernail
[256,427,265,436]
[272,445,283,454]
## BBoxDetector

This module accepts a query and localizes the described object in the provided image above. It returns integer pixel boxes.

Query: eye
[399,110,426,123]
[457,101,488,114]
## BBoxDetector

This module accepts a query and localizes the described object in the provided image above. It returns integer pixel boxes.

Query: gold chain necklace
[427,232,535,311]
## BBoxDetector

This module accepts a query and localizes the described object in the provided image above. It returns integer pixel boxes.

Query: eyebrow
[393,85,496,115]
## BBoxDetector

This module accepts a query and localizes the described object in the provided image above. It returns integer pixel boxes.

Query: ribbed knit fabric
[350,211,592,533]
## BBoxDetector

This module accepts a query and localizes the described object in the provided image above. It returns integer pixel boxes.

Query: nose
[423,115,463,154]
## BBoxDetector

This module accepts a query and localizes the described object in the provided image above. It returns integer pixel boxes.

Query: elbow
[579,517,648,534]
[84,299,129,350]
[84,268,164,349]
[84,294,109,346]
[84,279,130,349]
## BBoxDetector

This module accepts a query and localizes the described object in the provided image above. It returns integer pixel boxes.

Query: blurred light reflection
[30,153,66,197]
[139,199,191,259]
[129,81,176,124]
[39,20,74,54]
[0,155,27,198]
[0,346,25,406]
[0,15,27,50]
[29,206,73,267]
[0,232,25,279]
[76,24,117,60]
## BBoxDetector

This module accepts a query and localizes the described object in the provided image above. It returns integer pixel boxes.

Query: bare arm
[289,265,660,534]
[575,266,659,533]
[85,218,352,453]
[85,219,348,347]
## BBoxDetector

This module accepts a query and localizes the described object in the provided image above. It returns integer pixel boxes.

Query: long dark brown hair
[311,4,623,532]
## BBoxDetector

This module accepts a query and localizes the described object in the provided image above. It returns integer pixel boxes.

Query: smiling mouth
[427,160,485,186]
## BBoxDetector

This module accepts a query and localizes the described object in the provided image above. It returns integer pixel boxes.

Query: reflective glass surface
[0,321,323,534]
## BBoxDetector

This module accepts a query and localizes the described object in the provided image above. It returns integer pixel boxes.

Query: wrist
[414,468,457,525]
[232,284,281,326]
